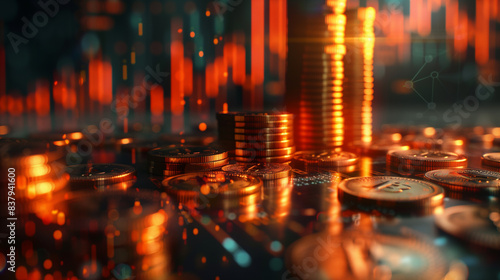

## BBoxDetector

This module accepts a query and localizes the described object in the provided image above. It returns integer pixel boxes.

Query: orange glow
[190,31,195,38]
[223,102,228,113]
[138,22,143,36]
[251,0,265,109]
[82,16,114,31]
[150,86,164,116]
[35,81,50,116]
[89,58,113,104]
[199,123,207,131]
[205,63,218,97]
[105,1,124,14]
[122,63,127,80]
[206,10,211,17]
[184,58,193,96]
[53,230,62,240]
[170,18,185,118]
[233,40,246,85]
[43,259,52,270]
[475,0,489,64]
[423,127,436,137]
[215,56,227,85]
[199,51,204,57]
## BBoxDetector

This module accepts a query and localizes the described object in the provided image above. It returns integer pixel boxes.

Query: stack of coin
[297,4,346,151]
[291,150,358,173]
[387,150,468,173]
[161,172,263,210]
[338,176,445,216]
[343,7,375,145]
[0,139,68,202]
[147,145,228,176]
[222,163,291,181]
[217,112,295,163]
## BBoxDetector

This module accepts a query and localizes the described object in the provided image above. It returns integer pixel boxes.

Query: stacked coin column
[217,112,295,163]
[343,7,375,146]
[288,0,347,151]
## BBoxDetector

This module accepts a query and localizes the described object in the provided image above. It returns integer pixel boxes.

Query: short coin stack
[148,145,229,176]
[216,112,295,163]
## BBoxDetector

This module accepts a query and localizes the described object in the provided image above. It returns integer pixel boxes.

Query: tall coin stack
[297,0,347,151]
[217,112,295,163]
[343,7,375,145]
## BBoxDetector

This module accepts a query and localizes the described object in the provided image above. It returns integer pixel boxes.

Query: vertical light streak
[475,0,489,64]
[184,57,193,96]
[251,0,265,110]
[170,17,184,132]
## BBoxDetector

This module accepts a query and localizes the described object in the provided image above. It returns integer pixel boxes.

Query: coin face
[425,168,500,195]
[435,205,500,250]
[148,145,227,163]
[338,176,444,215]
[222,163,291,180]
[482,153,500,168]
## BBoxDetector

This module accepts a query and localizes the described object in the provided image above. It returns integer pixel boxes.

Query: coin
[424,168,500,195]
[222,163,292,180]
[66,163,137,188]
[162,172,262,201]
[387,150,468,171]
[338,176,444,215]
[148,145,228,163]
[435,205,500,250]
[482,153,500,168]
[293,151,358,167]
